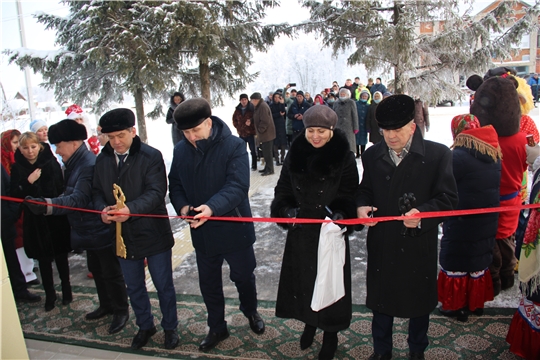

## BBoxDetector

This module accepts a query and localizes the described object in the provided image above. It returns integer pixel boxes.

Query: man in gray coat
[333,88,359,153]
[251,92,276,176]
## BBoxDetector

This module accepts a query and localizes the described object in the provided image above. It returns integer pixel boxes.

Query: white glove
[526,144,540,165]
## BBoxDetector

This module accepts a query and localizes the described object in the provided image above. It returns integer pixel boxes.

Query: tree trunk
[199,61,211,105]
[133,88,148,143]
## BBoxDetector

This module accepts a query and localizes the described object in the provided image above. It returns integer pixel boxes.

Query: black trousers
[87,247,129,315]
[372,310,430,355]
[196,245,258,333]
[240,135,257,169]
[1,234,28,296]
[39,253,70,297]
[261,140,274,173]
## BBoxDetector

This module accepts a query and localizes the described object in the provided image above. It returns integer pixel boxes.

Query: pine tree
[300,0,540,104]
[6,1,288,142]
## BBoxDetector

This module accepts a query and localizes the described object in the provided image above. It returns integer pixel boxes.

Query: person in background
[369,77,387,96]
[269,92,287,166]
[438,114,500,322]
[232,94,257,171]
[313,94,327,106]
[366,91,384,144]
[355,90,370,157]
[356,95,458,360]
[282,85,297,148]
[165,91,185,146]
[0,130,41,304]
[366,78,374,91]
[333,88,358,154]
[11,132,72,312]
[383,91,393,99]
[65,104,100,155]
[169,98,264,352]
[93,108,178,350]
[413,98,430,138]
[271,105,359,360]
[251,92,276,176]
[527,73,539,104]
[287,90,311,141]
[24,120,130,335]
[304,92,313,105]
[326,93,337,109]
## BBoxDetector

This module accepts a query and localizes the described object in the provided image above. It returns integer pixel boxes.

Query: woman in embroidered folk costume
[437,114,501,322]
[506,151,540,359]
[271,105,359,360]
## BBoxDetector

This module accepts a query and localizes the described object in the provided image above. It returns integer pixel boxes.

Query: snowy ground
[8,100,539,309]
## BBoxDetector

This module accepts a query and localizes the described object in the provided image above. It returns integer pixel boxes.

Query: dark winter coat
[439,129,501,272]
[370,83,387,96]
[166,93,185,145]
[232,102,256,138]
[287,99,311,132]
[270,129,359,332]
[366,102,383,144]
[169,116,256,257]
[1,166,19,243]
[11,143,71,259]
[355,100,369,146]
[333,98,359,153]
[92,136,174,260]
[253,100,276,143]
[50,144,112,251]
[270,102,287,147]
[414,100,430,137]
[356,128,458,318]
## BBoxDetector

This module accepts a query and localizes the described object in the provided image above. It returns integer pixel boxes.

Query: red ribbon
[4,195,540,225]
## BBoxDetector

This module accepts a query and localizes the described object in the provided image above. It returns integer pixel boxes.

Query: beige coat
[253,100,276,143]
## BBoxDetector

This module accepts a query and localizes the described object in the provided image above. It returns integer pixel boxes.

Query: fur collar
[14,142,56,170]
[289,128,351,176]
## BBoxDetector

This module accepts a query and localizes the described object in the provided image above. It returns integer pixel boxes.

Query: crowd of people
[0,69,539,360]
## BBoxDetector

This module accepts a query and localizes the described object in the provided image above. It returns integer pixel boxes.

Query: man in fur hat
[24,119,130,335]
[169,98,265,352]
[92,109,179,350]
[356,95,458,360]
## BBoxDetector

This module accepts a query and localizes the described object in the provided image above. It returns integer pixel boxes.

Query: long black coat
[271,129,359,332]
[439,136,501,272]
[366,102,383,144]
[11,143,71,259]
[356,128,458,318]
[169,117,256,257]
[93,136,174,260]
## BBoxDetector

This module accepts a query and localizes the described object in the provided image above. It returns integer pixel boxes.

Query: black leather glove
[24,196,47,215]
[281,207,299,230]
[331,212,346,229]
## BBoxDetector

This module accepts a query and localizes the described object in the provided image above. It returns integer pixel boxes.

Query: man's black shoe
[199,329,229,351]
[164,329,180,349]
[108,313,129,334]
[368,352,392,360]
[131,326,157,350]
[15,291,41,303]
[261,170,274,176]
[247,312,265,334]
[26,278,40,286]
[258,169,265,173]
[85,307,114,320]
[408,352,425,360]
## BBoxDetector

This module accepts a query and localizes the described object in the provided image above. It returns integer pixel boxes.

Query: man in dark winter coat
[251,92,276,176]
[169,98,264,352]
[287,90,311,141]
[165,91,185,146]
[93,109,178,350]
[232,94,257,170]
[369,77,387,96]
[24,119,129,335]
[356,95,458,360]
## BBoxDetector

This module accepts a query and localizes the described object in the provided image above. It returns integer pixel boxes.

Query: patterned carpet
[17,286,521,359]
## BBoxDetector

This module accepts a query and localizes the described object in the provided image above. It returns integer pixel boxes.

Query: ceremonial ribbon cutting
[6,195,540,225]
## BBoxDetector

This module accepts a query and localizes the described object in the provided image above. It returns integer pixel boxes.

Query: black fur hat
[174,98,212,130]
[376,94,415,130]
[99,108,135,133]
[469,76,520,136]
[48,119,87,144]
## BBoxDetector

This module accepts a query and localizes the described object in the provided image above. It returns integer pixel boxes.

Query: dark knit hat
[239,93,249,100]
[303,105,337,130]
[470,76,520,136]
[99,108,135,133]
[48,119,88,144]
[296,91,304,97]
[174,98,212,130]
[250,92,262,100]
[375,94,415,130]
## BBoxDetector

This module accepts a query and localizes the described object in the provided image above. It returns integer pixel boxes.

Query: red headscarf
[451,114,480,139]
[1,129,21,175]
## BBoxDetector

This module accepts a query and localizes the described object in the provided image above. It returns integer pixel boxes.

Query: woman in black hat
[271,105,359,360]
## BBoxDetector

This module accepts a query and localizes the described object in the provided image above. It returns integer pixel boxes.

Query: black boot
[251,156,257,171]
[45,291,57,312]
[62,283,73,305]
[300,324,316,350]
[39,260,57,311]
[318,331,338,360]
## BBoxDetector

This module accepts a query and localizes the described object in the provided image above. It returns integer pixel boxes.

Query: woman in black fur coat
[11,132,71,311]
[271,106,359,360]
